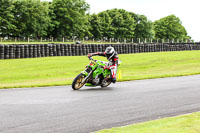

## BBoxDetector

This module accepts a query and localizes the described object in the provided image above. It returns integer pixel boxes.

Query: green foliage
[13,0,51,37]
[50,0,89,38]
[89,9,136,39]
[0,0,51,37]
[154,14,190,40]
[0,0,191,40]
[97,11,114,38]
[0,0,16,37]
[88,9,155,40]
[107,9,136,38]
[130,13,155,40]
[89,14,102,39]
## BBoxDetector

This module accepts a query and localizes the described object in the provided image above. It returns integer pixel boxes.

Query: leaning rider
[88,46,119,83]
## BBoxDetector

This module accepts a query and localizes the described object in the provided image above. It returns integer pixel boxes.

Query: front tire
[72,73,86,90]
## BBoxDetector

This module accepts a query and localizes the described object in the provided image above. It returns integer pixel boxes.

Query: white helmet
[105,47,115,59]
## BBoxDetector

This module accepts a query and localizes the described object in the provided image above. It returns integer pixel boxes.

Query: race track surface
[0,75,200,133]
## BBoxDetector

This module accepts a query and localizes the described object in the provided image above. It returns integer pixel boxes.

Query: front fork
[81,67,93,84]
[81,70,92,84]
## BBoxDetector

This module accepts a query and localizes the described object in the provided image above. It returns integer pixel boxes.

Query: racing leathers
[88,52,119,83]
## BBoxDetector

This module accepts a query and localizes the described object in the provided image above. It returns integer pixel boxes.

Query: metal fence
[0,37,195,44]
[0,43,200,59]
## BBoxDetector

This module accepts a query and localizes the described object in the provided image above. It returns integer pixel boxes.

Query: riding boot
[112,78,116,83]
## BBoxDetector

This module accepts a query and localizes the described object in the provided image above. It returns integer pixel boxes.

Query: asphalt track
[0,75,200,133]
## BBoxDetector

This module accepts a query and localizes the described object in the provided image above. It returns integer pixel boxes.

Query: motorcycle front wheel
[72,73,86,90]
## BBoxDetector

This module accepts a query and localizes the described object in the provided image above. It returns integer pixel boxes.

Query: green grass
[1,50,200,89]
[95,112,200,133]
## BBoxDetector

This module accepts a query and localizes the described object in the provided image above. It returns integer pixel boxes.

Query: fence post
[132,38,133,43]
[162,39,164,43]
[28,37,30,43]
[93,38,95,43]
[41,37,42,42]
[138,38,140,43]
[63,37,65,43]
[124,38,126,44]
[52,37,54,42]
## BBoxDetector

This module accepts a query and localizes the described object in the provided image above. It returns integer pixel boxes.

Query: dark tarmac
[0,75,200,133]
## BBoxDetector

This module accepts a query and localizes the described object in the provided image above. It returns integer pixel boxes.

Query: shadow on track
[75,87,113,91]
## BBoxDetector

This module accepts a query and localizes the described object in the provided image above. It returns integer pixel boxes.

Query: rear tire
[72,73,86,90]
[101,80,112,87]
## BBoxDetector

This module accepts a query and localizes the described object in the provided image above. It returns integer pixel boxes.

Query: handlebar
[88,56,93,60]
[88,56,100,65]
[88,56,96,62]
[87,56,107,69]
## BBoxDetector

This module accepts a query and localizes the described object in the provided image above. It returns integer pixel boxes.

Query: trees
[107,9,135,39]
[89,9,155,41]
[0,0,51,38]
[13,0,51,37]
[154,14,189,40]
[0,0,191,41]
[97,11,114,38]
[0,0,16,37]
[50,0,89,38]
[0,0,91,39]
[89,9,136,40]
[130,13,154,41]
[89,14,102,39]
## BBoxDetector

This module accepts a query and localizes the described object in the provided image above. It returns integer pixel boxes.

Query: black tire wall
[0,43,200,59]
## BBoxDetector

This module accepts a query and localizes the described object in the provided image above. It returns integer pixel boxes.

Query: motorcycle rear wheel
[101,80,111,87]
[72,73,86,90]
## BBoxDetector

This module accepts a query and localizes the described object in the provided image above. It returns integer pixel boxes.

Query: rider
[88,46,119,83]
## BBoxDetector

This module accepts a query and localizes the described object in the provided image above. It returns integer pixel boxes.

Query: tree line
[0,0,191,41]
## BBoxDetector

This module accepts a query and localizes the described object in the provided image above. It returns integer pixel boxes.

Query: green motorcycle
[72,57,121,90]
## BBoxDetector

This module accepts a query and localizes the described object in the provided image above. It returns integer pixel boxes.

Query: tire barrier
[0,43,200,59]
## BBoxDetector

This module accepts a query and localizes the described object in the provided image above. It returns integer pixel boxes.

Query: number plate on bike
[90,60,97,66]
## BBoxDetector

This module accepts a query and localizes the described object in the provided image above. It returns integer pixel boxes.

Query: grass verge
[1,50,200,89]
[95,112,200,133]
